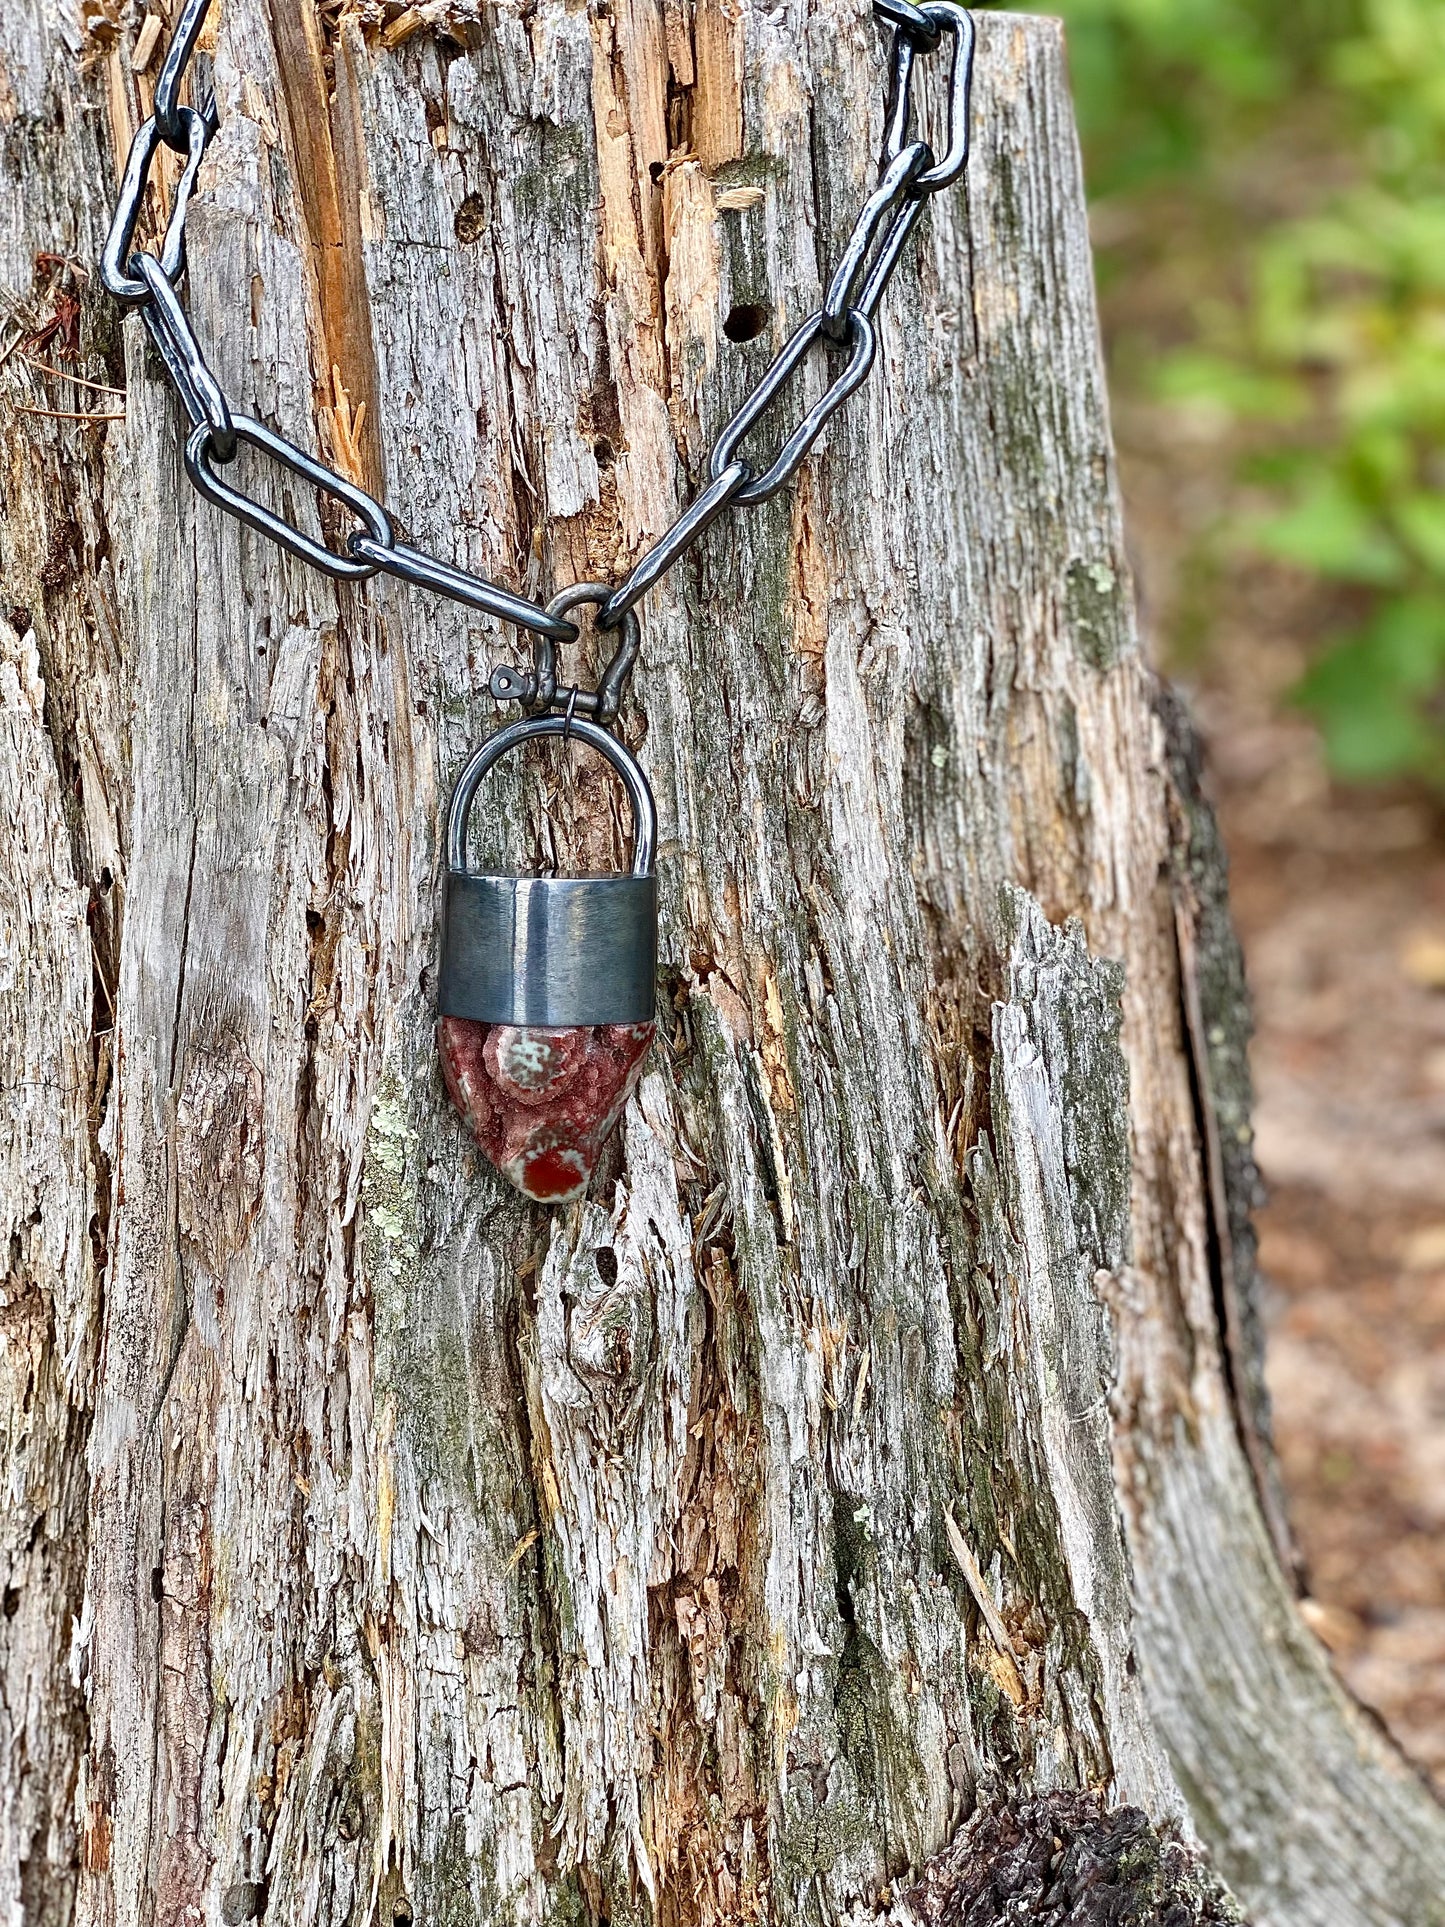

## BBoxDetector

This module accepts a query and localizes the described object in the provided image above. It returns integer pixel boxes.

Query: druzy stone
[438,1017,655,1203]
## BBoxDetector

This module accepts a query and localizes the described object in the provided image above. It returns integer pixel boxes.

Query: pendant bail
[488,584,643,725]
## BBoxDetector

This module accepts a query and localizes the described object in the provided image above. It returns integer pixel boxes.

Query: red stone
[437,1017,655,1203]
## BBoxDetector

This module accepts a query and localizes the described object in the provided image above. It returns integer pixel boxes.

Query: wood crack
[267,0,383,490]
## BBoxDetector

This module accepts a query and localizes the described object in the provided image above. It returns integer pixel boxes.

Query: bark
[1,4,1442,1926]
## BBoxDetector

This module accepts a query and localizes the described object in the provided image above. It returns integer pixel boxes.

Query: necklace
[103,0,976,1204]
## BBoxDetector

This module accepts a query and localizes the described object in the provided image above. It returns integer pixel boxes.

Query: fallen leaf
[1401,932,1445,990]
[1402,1225,1445,1274]
[1300,1596,1363,1655]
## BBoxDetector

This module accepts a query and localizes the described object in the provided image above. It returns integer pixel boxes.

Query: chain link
[708,308,878,509]
[886,2,975,191]
[101,106,208,302]
[822,140,931,339]
[136,251,236,460]
[102,1,974,720]
[154,0,218,149]
[872,0,945,49]
[186,414,393,579]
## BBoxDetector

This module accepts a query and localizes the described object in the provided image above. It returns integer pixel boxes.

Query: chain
[102,1,975,725]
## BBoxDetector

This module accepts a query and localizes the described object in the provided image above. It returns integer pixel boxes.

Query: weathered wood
[2,4,1444,1925]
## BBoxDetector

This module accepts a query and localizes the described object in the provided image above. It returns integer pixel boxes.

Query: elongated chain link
[103,1,974,723]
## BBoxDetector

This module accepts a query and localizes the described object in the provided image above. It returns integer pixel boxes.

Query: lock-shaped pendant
[436,714,658,1203]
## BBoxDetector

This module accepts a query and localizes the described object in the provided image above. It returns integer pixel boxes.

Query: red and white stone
[437,1017,655,1202]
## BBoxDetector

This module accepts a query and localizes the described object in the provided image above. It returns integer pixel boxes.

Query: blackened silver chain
[102,0,975,725]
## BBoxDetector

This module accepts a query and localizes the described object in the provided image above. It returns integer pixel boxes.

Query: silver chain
[103,0,975,725]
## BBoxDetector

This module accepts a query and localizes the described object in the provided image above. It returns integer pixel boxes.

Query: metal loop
[873,0,942,48]
[599,459,754,630]
[553,585,643,723]
[710,308,877,506]
[857,194,929,320]
[348,535,577,643]
[488,583,642,724]
[101,107,209,303]
[446,715,656,877]
[155,0,218,151]
[885,3,975,194]
[882,28,919,164]
[185,415,393,580]
[822,140,932,340]
[136,252,236,462]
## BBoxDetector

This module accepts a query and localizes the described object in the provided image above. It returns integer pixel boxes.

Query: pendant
[437,1018,654,1203]
[436,714,658,1203]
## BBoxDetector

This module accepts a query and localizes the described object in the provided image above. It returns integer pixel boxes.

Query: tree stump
[1,4,1443,1924]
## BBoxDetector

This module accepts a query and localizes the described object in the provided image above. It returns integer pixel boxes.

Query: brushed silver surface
[438,872,658,1026]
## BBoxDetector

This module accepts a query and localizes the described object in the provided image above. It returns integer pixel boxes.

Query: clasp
[489,583,642,726]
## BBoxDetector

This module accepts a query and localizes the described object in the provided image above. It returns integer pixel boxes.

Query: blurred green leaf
[1029,0,1445,782]
[1152,349,1306,422]
[1394,493,1445,572]
[1296,598,1445,778]
[1310,682,1429,781]
[1253,479,1406,584]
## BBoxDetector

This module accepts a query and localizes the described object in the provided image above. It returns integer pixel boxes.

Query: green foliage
[1039,0,1356,195]
[1020,0,1445,782]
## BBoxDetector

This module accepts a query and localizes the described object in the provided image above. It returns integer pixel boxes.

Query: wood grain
[1,4,1443,1924]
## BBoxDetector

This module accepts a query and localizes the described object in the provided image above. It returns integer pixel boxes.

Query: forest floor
[1111,375,1445,1793]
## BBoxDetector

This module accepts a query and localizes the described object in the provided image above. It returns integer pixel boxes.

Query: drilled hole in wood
[723,302,769,343]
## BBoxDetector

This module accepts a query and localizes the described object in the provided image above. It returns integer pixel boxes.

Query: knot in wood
[565,1242,654,1405]
[175,1041,264,1275]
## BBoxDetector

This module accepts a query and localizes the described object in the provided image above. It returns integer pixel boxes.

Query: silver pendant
[436,716,658,1202]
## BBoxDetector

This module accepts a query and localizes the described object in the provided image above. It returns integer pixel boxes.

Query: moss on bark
[904,1792,1245,1927]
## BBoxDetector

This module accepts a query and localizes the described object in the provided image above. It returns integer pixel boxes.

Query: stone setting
[438,1017,654,1203]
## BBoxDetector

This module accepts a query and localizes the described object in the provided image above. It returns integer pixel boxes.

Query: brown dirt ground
[1110,376,1445,1792]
